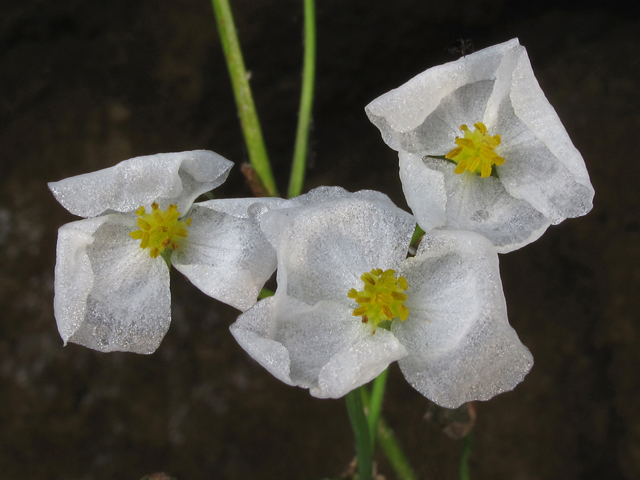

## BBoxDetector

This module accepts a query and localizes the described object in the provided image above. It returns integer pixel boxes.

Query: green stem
[361,377,417,480]
[376,416,419,480]
[257,287,274,299]
[345,387,373,480]
[287,0,316,199]
[367,368,388,447]
[411,224,425,248]
[460,433,473,480]
[211,0,279,197]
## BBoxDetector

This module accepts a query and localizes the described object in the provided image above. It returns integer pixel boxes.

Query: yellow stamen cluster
[445,122,505,178]
[130,202,192,258]
[347,268,409,332]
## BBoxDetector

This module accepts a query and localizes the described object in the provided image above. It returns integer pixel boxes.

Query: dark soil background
[1,0,639,479]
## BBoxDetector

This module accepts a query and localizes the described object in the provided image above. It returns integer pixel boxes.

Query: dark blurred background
[1,0,639,478]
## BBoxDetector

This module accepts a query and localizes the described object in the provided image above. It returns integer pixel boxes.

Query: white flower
[50,150,282,354]
[365,38,594,252]
[230,187,532,408]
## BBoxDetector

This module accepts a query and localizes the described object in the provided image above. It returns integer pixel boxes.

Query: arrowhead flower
[230,187,532,408]
[50,151,282,354]
[366,38,594,252]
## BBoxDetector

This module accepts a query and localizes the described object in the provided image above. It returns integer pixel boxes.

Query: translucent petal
[398,151,447,231]
[229,297,295,387]
[287,185,407,209]
[421,156,551,252]
[287,185,354,206]
[270,299,359,390]
[232,296,354,389]
[54,217,108,344]
[495,100,594,223]
[508,48,594,193]
[172,200,278,311]
[260,187,415,306]
[394,230,533,408]
[313,326,407,399]
[55,215,171,354]
[372,79,496,156]
[365,39,519,136]
[48,150,233,218]
[191,197,288,220]
[230,295,407,398]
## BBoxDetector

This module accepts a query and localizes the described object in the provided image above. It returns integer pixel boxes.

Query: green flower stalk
[211,0,279,197]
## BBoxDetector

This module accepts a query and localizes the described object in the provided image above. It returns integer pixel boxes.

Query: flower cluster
[50,38,592,408]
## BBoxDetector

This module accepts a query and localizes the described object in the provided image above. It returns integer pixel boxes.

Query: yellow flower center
[347,268,409,332]
[445,122,505,178]
[129,202,192,258]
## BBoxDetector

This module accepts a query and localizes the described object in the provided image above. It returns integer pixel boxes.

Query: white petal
[229,297,295,387]
[394,230,532,408]
[255,297,359,389]
[54,215,171,354]
[231,295,406,398]
[192,197,288,219]
[420,155,551,252]
[399,151,447,231]
[495,100,594,223]
[48,150,233,218]
[287,185,353,206]
[231,296,354,389]
[260,187,415,306]
[365,39,521,147]
[376,79,497,156]
[172,201,278,311]
[286,185,401,208]
[313,327,407,399]
[508,47,594,202]
[54,217,108,343]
